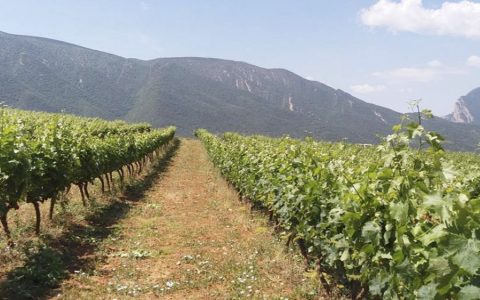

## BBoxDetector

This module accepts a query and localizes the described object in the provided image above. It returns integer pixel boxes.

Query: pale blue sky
[0,0,479,115]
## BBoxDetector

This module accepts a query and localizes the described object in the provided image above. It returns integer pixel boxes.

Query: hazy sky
[1,0,479,115]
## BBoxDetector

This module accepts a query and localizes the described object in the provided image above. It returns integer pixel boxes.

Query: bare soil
[1,139,324,299]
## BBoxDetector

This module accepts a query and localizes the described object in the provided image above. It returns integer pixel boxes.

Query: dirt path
[52,139,320,299]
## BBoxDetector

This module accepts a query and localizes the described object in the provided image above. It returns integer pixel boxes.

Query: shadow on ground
[0,139,180,300]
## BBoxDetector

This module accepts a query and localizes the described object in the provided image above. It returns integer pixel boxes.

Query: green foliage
[0,108,175,235]
[196,123,480,299]
[9,245,67,288]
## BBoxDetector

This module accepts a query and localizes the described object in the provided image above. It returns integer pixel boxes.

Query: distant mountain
[1,30,480,151]
[445,87,480,125]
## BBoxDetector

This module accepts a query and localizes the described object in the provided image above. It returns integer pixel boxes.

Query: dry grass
[0,139,330,299]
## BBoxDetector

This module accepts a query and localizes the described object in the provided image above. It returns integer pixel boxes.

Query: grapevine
[196,121,480,299]
[0,108,175,240]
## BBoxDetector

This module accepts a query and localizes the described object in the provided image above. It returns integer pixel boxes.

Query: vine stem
[49,196,56,220]
[0,212,11,239]
[33,201,41,235]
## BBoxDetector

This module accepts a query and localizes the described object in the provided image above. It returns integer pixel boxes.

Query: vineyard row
[0,108,175,241]
[196,126,480,299]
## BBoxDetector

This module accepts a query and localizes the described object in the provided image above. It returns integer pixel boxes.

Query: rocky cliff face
[446,88,480,124]
[447,98,475,123]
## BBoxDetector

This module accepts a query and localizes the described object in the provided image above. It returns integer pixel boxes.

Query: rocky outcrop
[447,98,475,123]
[446,88,480,124]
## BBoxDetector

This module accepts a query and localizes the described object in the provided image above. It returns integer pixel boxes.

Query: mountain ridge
[1,30,480,151]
